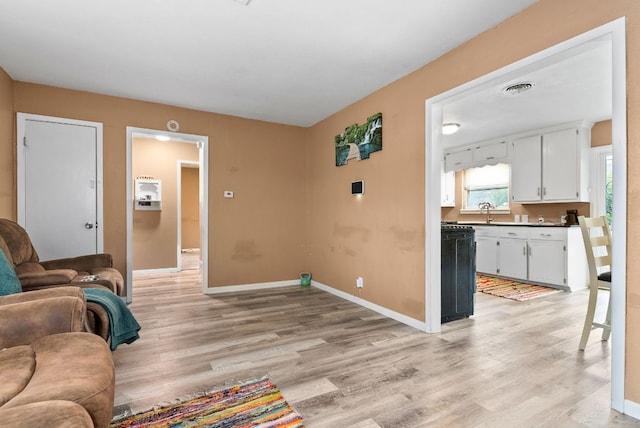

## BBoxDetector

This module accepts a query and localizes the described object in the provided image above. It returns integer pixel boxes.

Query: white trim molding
[311,280,427,331]
[624,400,640,420]
[133,267,180,275]
[202,278,427,332]
[204,280,299,294]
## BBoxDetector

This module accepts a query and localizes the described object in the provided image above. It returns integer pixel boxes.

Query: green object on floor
[300,272,311,286]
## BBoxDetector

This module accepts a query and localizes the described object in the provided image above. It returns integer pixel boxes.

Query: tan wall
[0,68,13,219]
[592,119,612,147]
[132,137,199,270]
[306,0,640,401]
[181,166,200,250]
[11,83,308,287]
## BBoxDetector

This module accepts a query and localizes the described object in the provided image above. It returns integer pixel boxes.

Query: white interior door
[17,113,103,260]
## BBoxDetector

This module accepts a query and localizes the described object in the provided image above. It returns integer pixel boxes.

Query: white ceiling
[0,0,539,127]
[441,35,612,148]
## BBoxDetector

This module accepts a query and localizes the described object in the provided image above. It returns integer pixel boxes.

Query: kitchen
[437,33,614,323]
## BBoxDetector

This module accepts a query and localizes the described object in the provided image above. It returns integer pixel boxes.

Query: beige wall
[0,67,13,219]
[181,166,200,250]
[11,82,308,288]
[306,0,640,402]
[132,137,199,270]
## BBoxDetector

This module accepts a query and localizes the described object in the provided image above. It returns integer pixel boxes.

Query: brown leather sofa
[0,219,124,296]
[0,287,115,428]
[0,219,124,340]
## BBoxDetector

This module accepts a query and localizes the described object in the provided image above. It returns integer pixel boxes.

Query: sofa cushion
[0,346,34,406]
[2,332,115,428]
[0,400,93,428]
[18,269,77,288]
[0,250,21,296]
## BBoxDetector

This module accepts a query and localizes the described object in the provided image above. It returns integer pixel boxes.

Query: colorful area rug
[110,378,304,427]
[476,274,562,301]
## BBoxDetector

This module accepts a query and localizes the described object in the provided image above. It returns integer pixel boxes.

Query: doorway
[178,160,201,272]
[126,127,209,302]
[425,18,627,411]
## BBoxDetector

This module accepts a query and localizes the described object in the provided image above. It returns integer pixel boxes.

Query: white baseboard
[204,279,299,294]
[133,267,180,275]
[311,280,427,332]
[624,400,640,420]
[200,278,427,332]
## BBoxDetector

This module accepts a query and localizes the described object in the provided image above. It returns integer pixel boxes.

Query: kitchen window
[463,163,510,211]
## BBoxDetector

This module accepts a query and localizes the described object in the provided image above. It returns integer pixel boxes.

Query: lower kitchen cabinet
[498,237,528,279]
[474,225,587,290]
[528,237,566,286]
[474,227,497,274]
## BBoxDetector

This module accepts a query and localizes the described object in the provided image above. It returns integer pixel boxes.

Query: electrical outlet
[356,277,363,288]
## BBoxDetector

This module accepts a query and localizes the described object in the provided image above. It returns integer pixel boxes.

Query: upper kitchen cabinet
[441,166,455,207]
[444,147,472,171]
[444,140,508,172]
[511,122,592,203]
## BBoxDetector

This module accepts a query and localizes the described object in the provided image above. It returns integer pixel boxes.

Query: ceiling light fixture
[442,123,461,135]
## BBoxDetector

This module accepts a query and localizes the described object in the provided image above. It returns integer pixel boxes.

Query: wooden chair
[577,215,612,351]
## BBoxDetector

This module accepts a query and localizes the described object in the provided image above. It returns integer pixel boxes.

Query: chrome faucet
[478,201,493,223]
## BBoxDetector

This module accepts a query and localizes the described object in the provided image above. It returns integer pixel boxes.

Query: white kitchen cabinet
[511,124,591,203]
[510,135,542,202]
[542,128,587,201]
[444,148,472,172]
[496,227,529,280]
[444,140,509,172]
[472,141,508,164]
[473,225,588,290]
[474,226,497,275]
[441,167,455,207]
[528,239,566,286]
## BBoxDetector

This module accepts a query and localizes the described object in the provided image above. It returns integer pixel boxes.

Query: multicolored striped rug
[110,378,304,427]
[476,274,562,301]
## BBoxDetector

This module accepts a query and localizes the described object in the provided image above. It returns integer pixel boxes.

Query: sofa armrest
[18,269,77,289]
[0,286,86,305]
[0,293,86,348]
[41,254,113,271]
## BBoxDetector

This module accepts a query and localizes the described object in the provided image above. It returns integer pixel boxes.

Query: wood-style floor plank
[112,270,637,427]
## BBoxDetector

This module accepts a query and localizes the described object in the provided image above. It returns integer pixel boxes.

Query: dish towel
[83,288,141,350]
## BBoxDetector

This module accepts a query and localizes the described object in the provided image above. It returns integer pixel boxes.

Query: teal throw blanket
[84,288,141,351]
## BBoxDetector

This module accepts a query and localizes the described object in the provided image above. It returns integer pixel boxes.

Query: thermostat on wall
[351,180,364,195]
[223,190,234,198]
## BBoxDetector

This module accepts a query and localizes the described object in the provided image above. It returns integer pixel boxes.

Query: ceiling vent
[502,82,535,96]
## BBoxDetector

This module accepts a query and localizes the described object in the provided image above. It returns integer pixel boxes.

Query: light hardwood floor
[112,270,638,427]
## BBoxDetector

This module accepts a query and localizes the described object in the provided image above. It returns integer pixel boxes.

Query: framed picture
[335,112,382,166]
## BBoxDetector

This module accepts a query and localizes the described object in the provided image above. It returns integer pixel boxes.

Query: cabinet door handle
[508,232,517,236]
[523,246,526,255]
[537,188,540,196]
[543,187,547,196]
[486,156,495,160]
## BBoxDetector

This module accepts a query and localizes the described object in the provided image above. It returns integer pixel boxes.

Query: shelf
[135,178,162,211]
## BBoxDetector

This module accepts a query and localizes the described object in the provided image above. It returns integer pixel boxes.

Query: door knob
[85,222,94,229]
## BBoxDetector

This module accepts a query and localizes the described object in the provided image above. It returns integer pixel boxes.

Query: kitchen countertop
[443,221,574,227]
